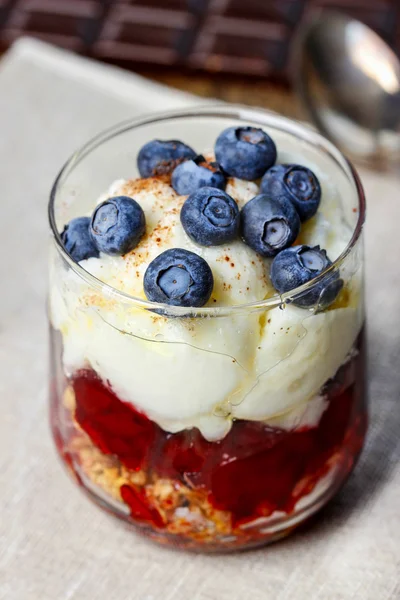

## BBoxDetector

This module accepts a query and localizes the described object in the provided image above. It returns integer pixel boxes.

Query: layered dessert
[49,116,366,550]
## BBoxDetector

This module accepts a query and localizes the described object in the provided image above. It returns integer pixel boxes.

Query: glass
[48,106,367,552]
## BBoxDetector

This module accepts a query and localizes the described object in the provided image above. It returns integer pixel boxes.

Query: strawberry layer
[70,331,366,528]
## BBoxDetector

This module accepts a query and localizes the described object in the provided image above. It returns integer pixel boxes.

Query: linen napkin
[0,37,399,600]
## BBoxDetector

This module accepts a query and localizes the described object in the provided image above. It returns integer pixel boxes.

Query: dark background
[1,0,399,114]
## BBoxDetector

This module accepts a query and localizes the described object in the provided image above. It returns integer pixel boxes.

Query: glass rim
[48,104,366,317]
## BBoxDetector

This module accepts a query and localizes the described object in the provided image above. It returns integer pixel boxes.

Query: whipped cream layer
[50,133,363,441]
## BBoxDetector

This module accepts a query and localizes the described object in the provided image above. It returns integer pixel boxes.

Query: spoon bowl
[294,11,400,166]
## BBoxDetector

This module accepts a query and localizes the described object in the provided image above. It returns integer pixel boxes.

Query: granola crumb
[68,426,234,543]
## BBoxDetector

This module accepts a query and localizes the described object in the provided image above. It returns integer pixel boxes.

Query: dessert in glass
[49,106,367,552]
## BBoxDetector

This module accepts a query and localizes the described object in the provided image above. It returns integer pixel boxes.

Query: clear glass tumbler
[49,106,367,552]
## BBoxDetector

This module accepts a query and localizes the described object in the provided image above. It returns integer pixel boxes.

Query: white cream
[50,143,363,441]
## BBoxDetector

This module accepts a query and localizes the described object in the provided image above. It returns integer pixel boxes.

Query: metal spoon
[294,11,400,167]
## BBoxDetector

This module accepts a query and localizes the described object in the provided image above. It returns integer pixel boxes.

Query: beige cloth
[0,38,399,600]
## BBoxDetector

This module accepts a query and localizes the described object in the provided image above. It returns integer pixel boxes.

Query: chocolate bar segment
[1,0,105,50]
[95,3,197,64]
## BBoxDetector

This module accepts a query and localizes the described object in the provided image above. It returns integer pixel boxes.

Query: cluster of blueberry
[61,126,342,310]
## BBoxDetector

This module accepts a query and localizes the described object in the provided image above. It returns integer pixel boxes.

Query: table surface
[140,68,300,117]
[0,38,399,600]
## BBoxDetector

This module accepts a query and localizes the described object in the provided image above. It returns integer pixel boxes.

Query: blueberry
[240,194,300,258]
[181,186,240,246]
[270,245,343,308]
[137,139,196,177]
[90,196,145,256]
[214,126,277,180]
[171,155,226,195]
[61,216,99,262]
[144,248,213,307]
[260,164,321,221]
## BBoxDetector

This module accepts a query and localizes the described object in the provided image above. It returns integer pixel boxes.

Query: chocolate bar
[0,0,398,81]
